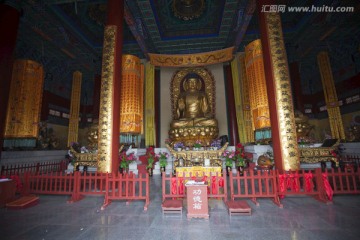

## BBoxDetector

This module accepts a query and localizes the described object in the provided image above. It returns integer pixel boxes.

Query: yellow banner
[67,71,82,147]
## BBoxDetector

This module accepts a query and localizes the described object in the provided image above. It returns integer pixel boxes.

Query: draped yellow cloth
[231,53,254,144]
[231,55,246,143]
[238,53,255,143]
[144,62,156,146]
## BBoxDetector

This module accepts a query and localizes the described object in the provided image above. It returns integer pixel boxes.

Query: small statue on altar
[171,77,218,128]
[86,120,99,152]
[294,110,314,138]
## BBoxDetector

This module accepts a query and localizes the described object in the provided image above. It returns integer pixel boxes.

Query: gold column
[120,55,142,134]
[317,51,345,140]
[264,13,299,170]
[67,71,82,146]
[144,62,156,146]
[5,59,44,138]
[245,39,271,130]
[239,53,254,143]
[97,26,117,172]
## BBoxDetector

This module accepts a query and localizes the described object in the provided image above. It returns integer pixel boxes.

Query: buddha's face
[187,78,198,90]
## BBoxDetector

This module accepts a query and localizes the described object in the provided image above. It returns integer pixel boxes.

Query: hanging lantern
[5,59,44,138]
[245,39,271,131]
[119,55,143,134]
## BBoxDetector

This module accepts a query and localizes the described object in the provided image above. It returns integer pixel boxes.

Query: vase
[160,166,166,175]
[147,168,153,176]
[226,166,232,176]
[237,166,244,176]
[119,167,128,175]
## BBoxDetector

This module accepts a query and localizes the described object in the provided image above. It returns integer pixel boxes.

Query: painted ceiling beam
[45,0,106,5]
[231,0,256,52]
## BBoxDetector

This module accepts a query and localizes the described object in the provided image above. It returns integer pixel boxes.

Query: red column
[224,64,239,145]
[257,0,282,170]
[289,62,304,113]
[107,0,124,173]
[0,4,20,157]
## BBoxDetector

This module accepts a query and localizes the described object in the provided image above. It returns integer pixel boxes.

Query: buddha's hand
[178,98,185,110]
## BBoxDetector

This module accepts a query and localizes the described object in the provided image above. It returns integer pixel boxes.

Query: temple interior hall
[0,0,360,240]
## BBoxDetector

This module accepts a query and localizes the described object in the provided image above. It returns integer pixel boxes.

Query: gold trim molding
[148,47,234,67]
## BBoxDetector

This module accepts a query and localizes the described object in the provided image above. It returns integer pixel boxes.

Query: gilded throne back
[169,68,219,146]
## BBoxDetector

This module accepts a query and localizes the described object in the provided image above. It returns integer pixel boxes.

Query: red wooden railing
[276,169,330,204]
[324,167,360,195]
[341,155,360,170]
[15,165,360,212]
[23,171,76,197]
[1,159,69,176]
[22,171,150,210]
[229,170,282,207]
[161,171,227,202]
[102,172,149,211]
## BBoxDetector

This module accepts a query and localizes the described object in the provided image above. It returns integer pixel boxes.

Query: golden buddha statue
[171,77,217,128]
[294,110,314,138]
[169,73,218,146]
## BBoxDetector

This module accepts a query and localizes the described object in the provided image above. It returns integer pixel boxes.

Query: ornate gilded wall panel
[5,59,44,138]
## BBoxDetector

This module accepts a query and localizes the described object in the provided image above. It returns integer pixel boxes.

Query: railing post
[101,173,111,210]
[315,168,332,204]
[36,163,40,174]
[69,171,83,202]
[144,173,150,211]
[223,170,228,202]
[22,172,30,196]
